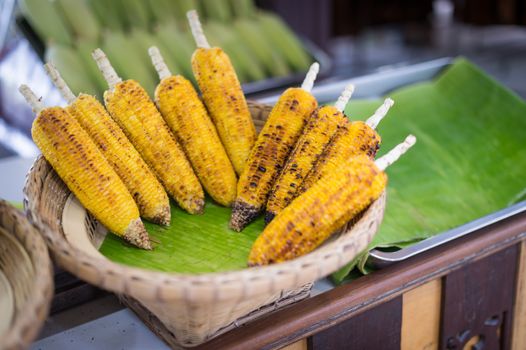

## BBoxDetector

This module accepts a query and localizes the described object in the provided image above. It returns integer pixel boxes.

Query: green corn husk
[200,0,232,22]
[233,18,290,77]
[45,44,99,96]
[75,38,107,95]
[230,0,257,18]
[257,11,311,72]
[87,0,126,31]
[205,21,266,82]
[332,58,526,283]
[19,0,73,45]
[155,21,194,80]
[55,0,100,41]
[101,31,157,96]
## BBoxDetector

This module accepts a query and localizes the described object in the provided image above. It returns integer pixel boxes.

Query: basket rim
[24,156,385,302]
[0,199,53,349]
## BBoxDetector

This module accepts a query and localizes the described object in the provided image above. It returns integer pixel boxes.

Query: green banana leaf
[100,199,264,273]
[332,58,526,283]
[100,58,526,280]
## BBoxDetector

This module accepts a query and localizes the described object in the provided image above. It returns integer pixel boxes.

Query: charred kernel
[300,120,381,195]
[66,94,170,225]
[266,106,344,220]
[249,155,387,265]
[104,79,204,214]
[232,88,318,231]
[32,106,151,249]
[155,75,237,207]
[192,47,256,175]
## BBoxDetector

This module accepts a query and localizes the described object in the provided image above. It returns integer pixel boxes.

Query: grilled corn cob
[20,85,151,249]
[149,47,237,206]
[92,49,204,214]
[265,85,355,223]
[187,10,256,175]
[248,135,417,266]
[230,63,320,232]
[44,63,170,225]
[300,98,394,193]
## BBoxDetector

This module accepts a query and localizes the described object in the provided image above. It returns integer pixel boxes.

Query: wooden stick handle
[148,46,172,80]
[375,134,416,171]
[334,84,355,112]
[365,98,394,130]
[187,10,210,49]
[44,62,76,103]
[301,62,319,92]
[92,48,122,90]
[19,85,44,114]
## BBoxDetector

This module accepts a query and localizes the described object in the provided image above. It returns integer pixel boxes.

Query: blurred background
[0,0,525,159]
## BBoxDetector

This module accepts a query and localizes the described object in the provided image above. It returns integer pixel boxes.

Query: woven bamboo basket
[23,101,386,348]
[0,200,53,350]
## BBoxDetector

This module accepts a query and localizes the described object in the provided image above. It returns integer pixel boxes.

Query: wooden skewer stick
[301,62,320,93]
[44,62,76,103]
[92,48,122,90]
[148,46,172,80]
[334,84,355,112]
[375,134,416,171]
[19,84,44,114]
[365,98,394,130]
[187,10,210,49]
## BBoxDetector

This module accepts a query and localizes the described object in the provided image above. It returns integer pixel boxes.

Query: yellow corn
[265,105,346,223]
[22,85,151,249]
[104,79,204,214]
[188,10,256,175]
[154,75,237,206]
[66,94,171,225]
[300,120,381,193]
[230,87,318,231]
[248,154,387,266]
[300,98,393,193]
[191,47,256,175]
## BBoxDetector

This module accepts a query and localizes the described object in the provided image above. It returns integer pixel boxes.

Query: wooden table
[194,210,526,350]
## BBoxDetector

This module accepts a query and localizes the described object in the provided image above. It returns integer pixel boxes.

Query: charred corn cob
[92,49,204,215]
[149,47,237,206]
[187,10,256,175]
[44,63,170,225]
[230,63,320,232]
[20,85,151,249]
[300,98,394,193]
[248,135,417,266]
[265,85,355,223]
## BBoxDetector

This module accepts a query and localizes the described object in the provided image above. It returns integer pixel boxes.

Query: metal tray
[368,201,526,268]
[257,57,453,105]
[260,57,526,269]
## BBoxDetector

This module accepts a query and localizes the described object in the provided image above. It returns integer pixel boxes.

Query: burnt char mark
[290,99,299,111]
[264,211,276,225]
[230,201,261,232]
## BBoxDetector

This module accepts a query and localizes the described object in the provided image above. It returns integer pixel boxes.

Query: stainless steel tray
[257,57,453,104]
[368,201,526,268]
[259,57,526,268]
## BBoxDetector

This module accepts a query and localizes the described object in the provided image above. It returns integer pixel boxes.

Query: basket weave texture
[0,200,53,350]
[23,101,386,347]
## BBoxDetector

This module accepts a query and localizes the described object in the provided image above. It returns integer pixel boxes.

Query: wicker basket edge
[0,200,54,350]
